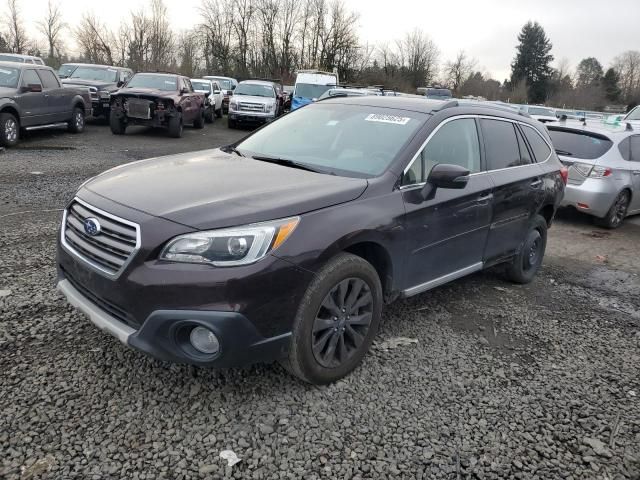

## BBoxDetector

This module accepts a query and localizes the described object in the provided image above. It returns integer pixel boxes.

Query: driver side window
[403,118,481,185]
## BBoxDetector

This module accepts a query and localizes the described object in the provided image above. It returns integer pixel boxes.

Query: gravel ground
[1,120,639,479]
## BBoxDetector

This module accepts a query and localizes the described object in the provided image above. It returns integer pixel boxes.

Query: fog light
[189,326,220,354]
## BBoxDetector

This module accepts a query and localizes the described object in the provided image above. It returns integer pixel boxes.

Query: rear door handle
[530,178,543,188]
[477,193,493,204]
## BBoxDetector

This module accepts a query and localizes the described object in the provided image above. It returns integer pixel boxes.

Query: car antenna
[626,122,634,131]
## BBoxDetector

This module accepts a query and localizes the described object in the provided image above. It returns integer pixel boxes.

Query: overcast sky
[21,0,640,80]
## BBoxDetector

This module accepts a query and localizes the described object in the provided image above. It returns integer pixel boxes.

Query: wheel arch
[537,203,556,227]
[0,103,21,124]
[343,241,395,301]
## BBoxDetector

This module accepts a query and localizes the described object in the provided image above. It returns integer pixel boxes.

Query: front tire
[215,107,223,118]
[228,118,236,129]
[0,112,19,147]
[194,109,205,129]
[205,107,215,123]
[168,113,183,138]
[282,253,383,385]
[595,190,630,229]
[67,107,85,133]
[109,112,126,135]
[505,214,547,284]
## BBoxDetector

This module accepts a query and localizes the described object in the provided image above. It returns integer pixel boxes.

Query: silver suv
[228,80,278,129]
[549,120,640,228]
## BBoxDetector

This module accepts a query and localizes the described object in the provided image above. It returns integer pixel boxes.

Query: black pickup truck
[0,62,91,147]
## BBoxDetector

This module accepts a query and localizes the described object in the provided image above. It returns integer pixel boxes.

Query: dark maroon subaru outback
[57,97,565,384]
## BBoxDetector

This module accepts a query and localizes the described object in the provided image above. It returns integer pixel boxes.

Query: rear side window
[37,69,60,89]
[515,127,532,164]
[481,119,521,169]
[21,69,42,87]
[547,128,613,159]
[620,136,640,161]
[522,125,552,162]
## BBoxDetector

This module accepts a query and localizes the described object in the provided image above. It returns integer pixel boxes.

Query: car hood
[0,86,17,97]
[113,88,175,98]
[82,149,368,230]
[62,78,116,90]
[232,94,275,104]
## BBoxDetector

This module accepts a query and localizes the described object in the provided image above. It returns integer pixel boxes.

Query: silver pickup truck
[0,61,91,147]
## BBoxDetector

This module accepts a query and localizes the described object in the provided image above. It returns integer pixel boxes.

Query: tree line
[1,0,639,110]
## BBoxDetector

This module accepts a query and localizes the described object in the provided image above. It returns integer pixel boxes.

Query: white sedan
[191,78,223,122]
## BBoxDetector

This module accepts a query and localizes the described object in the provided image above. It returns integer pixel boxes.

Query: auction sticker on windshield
[365,113,411,125]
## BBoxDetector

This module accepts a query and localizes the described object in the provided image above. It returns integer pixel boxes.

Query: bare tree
[612,50,640,103]
[37,0,66,61]
[148,0,175,71]
[396,29,440,89]
[233,0,255,76]
[445,50,476,92]
[199,0,235,74]
[6,0,30,54]
[75,13,114,64]
[177,30,200,76]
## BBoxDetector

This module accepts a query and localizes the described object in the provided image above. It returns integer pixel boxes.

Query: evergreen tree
[602,68,622,103]
[576,57,604,87]
[510,21,554,103]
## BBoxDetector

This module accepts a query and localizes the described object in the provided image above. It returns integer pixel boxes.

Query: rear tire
[595,190,630,229]
[67,107,85,133]
[194,109,205,129]
[281,253,383,385]
[228,119,236,129]
[109,112,126,135]
[0,112,19,147]
[168,113,183,138]
[505,214,547,284]
[205,108,215,123]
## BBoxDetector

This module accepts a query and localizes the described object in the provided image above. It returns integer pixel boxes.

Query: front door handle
[477,193,493,204]
[633,171,640,176]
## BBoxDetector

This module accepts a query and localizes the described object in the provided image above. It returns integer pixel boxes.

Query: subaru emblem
[84,217,101,236]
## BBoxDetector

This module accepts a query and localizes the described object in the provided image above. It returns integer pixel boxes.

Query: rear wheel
[67,107,85,133]
[595,190,630,229]
[505,214,547,284]
[109,112,126,135]
[228,118,236,129]
[0,112,19,147]
[281,253,383,384]
[205,107,215,123]
[168,113,183,138]
[215,107,223,118]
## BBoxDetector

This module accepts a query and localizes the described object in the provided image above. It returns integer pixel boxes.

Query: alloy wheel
[612,192,629,226]
[523,230,542,272]
[312,277,373,368]
[4,118,17,142]
[75,112,84,129]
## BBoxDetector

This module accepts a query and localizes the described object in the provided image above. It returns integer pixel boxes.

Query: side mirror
[204,92,211,98]
[421,164,470,200]
[214,90,221,95]
[232,85,236,90]
[180,87,189,95]
[117,80,124,88]
[23,84,43,93]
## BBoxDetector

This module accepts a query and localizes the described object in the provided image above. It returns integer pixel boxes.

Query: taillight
[589,166,612,178]
[560,166,568,185]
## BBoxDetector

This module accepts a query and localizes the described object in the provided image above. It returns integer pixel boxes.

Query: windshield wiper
[555,149,573,156]
[251,155,325,173]
[222,145,244,157]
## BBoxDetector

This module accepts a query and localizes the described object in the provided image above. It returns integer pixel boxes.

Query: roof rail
[296,69,336,76]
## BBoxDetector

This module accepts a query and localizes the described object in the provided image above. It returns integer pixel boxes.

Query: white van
[291,70,338,111]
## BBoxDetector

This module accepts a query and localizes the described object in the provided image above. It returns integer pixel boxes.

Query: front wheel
[205,108,215,123]
[595,190,630,229]
[168,113,183,138]
[215,107,223,118]
[194,109,205,129]
[281,253,383,384]
[67,107,85,133]
[0,112,19,147]
[109,112,126,135]
[505,214,547,284]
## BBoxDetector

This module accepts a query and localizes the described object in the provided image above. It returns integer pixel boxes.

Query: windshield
[0,66,20,88]
[548,128,613,159]
[626,106,640,121]
[0,55,24,63]
[125,74,177,91]
[529,107,555,116]
[58,64,77,77]
[208,78,232,90]
[237,103,424,177]
[191,80,211,92]
[234,83,274,97]
[70,66,118,82]
[294,83,334,100]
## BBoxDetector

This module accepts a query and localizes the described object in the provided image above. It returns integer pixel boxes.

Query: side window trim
[515,124,534,165]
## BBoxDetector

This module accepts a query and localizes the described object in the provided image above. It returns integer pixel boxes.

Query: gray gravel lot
[1,120,639,479]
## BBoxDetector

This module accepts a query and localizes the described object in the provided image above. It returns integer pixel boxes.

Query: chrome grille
[125,99,152,119]
[61,199,140,277]
[239,102,265,113]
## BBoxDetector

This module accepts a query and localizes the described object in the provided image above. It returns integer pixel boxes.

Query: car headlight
[160,217,299,266]
[99,90,111,99]
[229,101,237,111]
[266,103,275,112]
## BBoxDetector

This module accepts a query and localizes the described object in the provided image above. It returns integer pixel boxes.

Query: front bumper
[560,179,618,218]
[228,111,275,124]
[57,279,291,367]
[91,100,111,117]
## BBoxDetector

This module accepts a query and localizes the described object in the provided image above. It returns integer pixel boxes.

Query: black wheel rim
[312,277,373,368]
[523,231,541,271]
[612,192,629,225]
